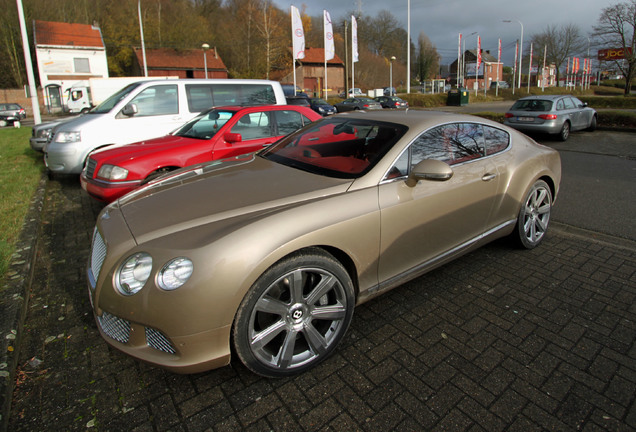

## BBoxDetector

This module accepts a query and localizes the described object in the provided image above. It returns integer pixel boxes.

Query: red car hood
[91,134,200,164]
[116,155,353,244]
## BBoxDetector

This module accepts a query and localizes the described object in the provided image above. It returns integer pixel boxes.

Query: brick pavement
[5,175,636,431]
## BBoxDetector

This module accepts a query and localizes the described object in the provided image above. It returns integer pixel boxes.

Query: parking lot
[4,147,636,431]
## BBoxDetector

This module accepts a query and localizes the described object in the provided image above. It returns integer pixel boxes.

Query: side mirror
[121,103,138,117]
[224,132,242,143]
[406,159,453,187]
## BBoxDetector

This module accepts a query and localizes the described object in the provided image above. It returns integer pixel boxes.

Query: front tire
[233,249,355,378]
[587,115,597,132]
[514,180,552,249]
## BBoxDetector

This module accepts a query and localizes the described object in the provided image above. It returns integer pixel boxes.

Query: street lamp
[390,56,396,94]
[461,32,477,88]
[503,19,523,89]
[202,43,210,79]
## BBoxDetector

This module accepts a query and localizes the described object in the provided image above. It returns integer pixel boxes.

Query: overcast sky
[273,0,618,65]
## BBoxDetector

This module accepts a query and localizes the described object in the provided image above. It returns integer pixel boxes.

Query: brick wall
[0,88,46,111]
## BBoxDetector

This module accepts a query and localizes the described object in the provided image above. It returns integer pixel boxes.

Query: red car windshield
[173,110,235,140]
[261,118,407,178]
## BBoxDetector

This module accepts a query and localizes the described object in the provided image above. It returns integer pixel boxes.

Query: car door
[377,122,500,283]
[212,110,277,159]
[562,97,582,130]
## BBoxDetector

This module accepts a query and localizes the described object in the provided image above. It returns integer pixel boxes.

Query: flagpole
[352,20,355,96]
[527,42,532,93]
[291,7,296,95]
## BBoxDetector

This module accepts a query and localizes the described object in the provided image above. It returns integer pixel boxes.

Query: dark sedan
[308,98,336,116]
[334,97,383,113]
[374,96,409,109]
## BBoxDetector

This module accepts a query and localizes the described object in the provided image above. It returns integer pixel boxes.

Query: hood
[117,155,353,244]
[53,112,106,131]
[90,134,193,163]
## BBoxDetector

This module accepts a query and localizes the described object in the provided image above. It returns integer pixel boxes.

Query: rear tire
[514,180,552,249]
[558,121,570,141]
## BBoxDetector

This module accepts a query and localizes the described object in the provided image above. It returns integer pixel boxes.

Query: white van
[44,79,286,175]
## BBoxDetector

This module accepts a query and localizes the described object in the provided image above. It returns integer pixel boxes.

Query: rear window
[511,99,553,111]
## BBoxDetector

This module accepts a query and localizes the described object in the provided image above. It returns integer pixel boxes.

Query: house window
[74,58,90,73]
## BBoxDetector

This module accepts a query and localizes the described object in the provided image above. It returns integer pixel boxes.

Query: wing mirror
[121,103,138,117]
[406,159,453,187]
[224,132,242,143]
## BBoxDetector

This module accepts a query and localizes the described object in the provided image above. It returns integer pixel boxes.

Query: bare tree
[593,0,636,94]
[531,23,585,87]
[416,32,439,81]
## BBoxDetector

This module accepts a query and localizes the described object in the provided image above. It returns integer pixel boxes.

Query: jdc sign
[598,48,633,61]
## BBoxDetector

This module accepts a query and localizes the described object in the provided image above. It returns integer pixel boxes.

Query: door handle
[482,173,497,181]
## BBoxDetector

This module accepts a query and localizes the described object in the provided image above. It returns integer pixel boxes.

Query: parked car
[383,87,396,96]
[308,98,336,116]
[490,81,510,89]
[87,110,561,377]
[80,105,320,202]
[504,95,597,141]
[285,96,311,107]
[339,88,363,98]
[45,79,287,175]
[30,117,78,152]
[334,97,383,112]
[374,96,409,109]
[0,103,26,126]
[281,84,308,98]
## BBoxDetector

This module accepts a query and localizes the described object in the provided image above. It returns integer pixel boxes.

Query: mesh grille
[97,311,131,343]
[90,228,107,285]
[85,158,97,179]
[146,327,176,354]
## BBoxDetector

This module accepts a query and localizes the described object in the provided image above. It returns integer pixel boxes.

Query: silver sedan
[504,95,597,141]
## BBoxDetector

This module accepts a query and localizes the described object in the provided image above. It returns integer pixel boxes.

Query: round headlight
[158,258,193,291]
[97,164,129,180]
[116,253,153,295]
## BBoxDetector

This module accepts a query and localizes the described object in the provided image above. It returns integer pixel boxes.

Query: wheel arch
[142,165,181,184]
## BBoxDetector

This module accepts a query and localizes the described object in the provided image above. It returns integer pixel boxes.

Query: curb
[0,173,47,432]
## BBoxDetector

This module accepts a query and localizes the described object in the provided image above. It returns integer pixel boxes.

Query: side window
[556,99,565,110]
[129,85,178,117]
[410,123,485,168]
[71,90,83,101]
[563,98,576,109]
[275,110,304,135]
[483,126,510,155]
[230,112,273,140]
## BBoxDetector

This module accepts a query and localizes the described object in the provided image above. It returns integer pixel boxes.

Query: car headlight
[116,253,153,295]
[97,164,129,180]
[54,131,81,143]
[158,258,193,291]
[37,128,52,139]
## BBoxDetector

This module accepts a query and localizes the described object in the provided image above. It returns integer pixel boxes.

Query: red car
[80,105,320,202]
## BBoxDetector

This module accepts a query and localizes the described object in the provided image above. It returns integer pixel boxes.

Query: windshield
[311,98,329,105]
[261,118,407,178]
[173,109,235,139]
[90,82,146,114]
[511,99,553,111]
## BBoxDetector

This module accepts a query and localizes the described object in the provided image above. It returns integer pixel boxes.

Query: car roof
[516,95,575,101]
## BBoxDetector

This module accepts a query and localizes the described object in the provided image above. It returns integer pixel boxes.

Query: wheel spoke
[305,274,336,305]
[303,322,328,356]
[310,302,347,321]
[255,295,289,316]
[537,202,551,215]
[288,269,304,304]
[250,320,287,351]
[277,328,298,369]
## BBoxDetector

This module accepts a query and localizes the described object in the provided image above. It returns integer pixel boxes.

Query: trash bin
[447,88,469,106]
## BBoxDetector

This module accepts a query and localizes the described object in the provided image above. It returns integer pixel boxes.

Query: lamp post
[390,56,396,94]
[202,43,210,79]
[461,32,477,88]
[503,19,523,89]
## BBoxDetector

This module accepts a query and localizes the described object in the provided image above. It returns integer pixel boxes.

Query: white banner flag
[324,10,334,61]
[291,6,305,60]
[352,15,359,63]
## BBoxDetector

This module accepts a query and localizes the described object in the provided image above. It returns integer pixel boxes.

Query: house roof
[34,20,104,48]
[134,48,227,71]
[297,47,344,66]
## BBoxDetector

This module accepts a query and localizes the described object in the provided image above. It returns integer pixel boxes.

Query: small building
[280,47,345,98]
[132,47,228,79]
[33,20,109,112]
[450,49,503,90]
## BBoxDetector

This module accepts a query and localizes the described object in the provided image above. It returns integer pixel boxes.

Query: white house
[34,20,108,112]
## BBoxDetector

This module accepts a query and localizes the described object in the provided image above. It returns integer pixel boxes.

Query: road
[537,131,636,242]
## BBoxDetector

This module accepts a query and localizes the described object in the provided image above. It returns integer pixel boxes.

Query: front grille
[90,228,107,286]
[85,158,98,178]
[146,328,177,354]
[98,311,131,343]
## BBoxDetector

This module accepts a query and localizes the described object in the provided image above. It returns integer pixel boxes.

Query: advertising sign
[598,48,633,61]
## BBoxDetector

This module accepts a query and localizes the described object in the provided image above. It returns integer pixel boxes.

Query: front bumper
[80,174,141,203]
[45,141,89,174]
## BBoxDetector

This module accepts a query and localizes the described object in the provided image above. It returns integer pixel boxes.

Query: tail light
[504,113,514,118]
[363,104,369,108]
[538,114,557,120]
